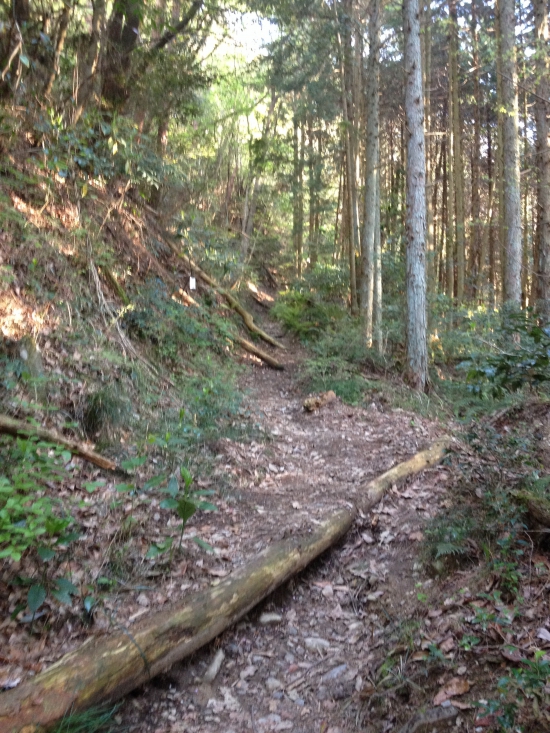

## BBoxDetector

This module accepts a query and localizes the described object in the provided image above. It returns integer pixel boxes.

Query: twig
[1,39,22,81]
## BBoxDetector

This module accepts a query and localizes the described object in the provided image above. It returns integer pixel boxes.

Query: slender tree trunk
[478,115,494,301]
[446,98,455,300]
[422,0,434,293]
[334,0,358,313]
[449,0,465,302]
[470,0,482,301]
[499,0,522,306]
[334,148,344,261]
[373,162,383,352]
[442,136,449,293]
[73,0,106,122]
[293,116,303,277]
[495,7,505,301]
[432,138,444,292]
[534,0,550,320]
[241,92,278,260]
[361,0,381,345]
[44,1,72,96]
[404,0,428,391]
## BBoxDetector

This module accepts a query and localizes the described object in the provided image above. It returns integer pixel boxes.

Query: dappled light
[0,0,549,731]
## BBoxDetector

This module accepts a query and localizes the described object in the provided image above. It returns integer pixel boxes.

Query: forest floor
[1,286,549,733]
[114,329,450,733]
[2,305,550,732]
[0,144,548,733]
[109,320,548,733]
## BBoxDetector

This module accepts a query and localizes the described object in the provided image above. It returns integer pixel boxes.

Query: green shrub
[272,290,346,340]
[0,437,74,561]
[461,309,550,397]
[83,385,130,438]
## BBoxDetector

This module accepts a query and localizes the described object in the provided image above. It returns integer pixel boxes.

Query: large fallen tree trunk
[0,415,117,471]
[0,438,451,733]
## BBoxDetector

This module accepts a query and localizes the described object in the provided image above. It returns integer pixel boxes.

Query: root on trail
[0,439,451,733]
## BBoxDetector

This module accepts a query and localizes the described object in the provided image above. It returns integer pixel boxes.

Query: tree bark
[499,0,522,306]
[44,1,72,97]
[293,113,304,277]
[449,0,466,303]
[73,0,106,122]
[534,0,550,320]
[334,0,358,313]
[446,97,455,300]
[0,440,451,733]
[469,0,482,301]
[361,0,381,346]
[404,0,429,391]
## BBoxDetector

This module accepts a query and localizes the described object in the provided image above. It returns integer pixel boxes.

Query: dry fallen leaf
[439,636,456,653]
[433,677,471,705]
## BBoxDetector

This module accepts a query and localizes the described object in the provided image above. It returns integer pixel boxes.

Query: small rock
[305,637,330,653]
[322,664,347,682]
[240,665,257,680]
[266,677,283,692]
[260,612,283,625]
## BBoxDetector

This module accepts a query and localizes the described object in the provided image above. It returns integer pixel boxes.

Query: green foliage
[148,465,217,559]
[82,385,130,439]
[122,281,224,363]
[49,705,120,733]
[423,477,526,595]
[0,437,75,562]
[462,310,550,398]
[479,652,550,732]
[272,290,346,341]
[34,110,168,191]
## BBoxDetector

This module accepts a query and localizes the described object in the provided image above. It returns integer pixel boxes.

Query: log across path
[0,440,450,733]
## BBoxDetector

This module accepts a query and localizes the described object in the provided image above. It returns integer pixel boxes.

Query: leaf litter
[1,329,550,732]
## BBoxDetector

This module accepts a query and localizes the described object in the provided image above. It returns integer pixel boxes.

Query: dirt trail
[120,332,457,733]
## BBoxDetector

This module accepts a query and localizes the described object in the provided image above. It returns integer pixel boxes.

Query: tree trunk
[293,115,304,277]
[373,166,383,352]
[446,98,455,300]
[73,0,106,122]
[334,0,358,313]
[499,0,522,306]
[534,0,550,320]
[361,0,381,346]
[44,1,72,97]
[404,0,429,391]
[449,0,466,303]
[0,440,451,733]
[422,0,434,293]
[470,0,482,301]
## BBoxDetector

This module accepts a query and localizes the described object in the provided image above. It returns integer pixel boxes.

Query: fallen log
[0,438,451,733]
[233,335,284,370]
[160,234,285,350]
[0,415,117,471]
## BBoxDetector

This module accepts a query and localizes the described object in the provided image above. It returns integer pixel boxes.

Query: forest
[0,0,550,731]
